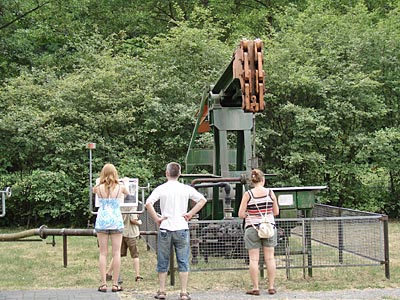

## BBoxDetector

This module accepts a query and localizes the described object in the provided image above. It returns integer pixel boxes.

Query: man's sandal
[154,291,166,299]
[179,292,191,300]
[111,284,123,292]
[135,275,144,282]
[246,290,260,296]
[98,284,107,292]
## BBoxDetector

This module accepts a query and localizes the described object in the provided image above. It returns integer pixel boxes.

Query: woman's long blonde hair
[98,163,119,195]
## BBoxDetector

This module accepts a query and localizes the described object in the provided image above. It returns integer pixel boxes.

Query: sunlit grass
[0,220,399,292]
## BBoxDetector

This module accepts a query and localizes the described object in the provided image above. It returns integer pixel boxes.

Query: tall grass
[0,221,399,292]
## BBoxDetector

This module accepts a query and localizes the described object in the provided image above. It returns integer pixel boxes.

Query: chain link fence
[140,204,389,280]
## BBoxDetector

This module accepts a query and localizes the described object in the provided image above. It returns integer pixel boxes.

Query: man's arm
[183,198,207,221]
[129,214,142,225]
[145,202,166,226]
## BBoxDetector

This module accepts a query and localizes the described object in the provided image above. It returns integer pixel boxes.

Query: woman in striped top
[238,169,279,296]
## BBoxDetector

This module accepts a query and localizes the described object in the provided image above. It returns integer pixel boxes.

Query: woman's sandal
[98,284,107,292]
[154,291,166,299]
[268,288,277,295]
[111,284,123,292]
[135,275,144,282]
[179,292,191,300]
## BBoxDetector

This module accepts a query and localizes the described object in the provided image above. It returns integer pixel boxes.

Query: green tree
[259,2,400,214]
[1,0,400,227]
[0,8,231,226]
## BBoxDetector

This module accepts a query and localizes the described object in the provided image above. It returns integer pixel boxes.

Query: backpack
[248,189,275,238]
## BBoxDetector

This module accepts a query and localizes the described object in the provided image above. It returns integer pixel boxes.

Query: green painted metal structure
[183,39,326,220]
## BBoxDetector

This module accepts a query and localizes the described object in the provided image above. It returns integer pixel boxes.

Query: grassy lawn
[0,221,399,292]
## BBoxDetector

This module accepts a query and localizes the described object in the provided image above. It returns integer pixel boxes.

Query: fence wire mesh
[140,204,388,278]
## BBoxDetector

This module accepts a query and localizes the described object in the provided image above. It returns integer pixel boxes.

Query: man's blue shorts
[157,229,190,273]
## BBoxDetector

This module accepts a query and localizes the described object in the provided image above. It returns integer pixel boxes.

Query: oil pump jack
[183,40,326,266]
[184,38,325,220]
[184,39,266,219]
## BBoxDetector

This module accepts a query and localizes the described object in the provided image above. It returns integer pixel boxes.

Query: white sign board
[95,177,139,207]
[277,194,294,207]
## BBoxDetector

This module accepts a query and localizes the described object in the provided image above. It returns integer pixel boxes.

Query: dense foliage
[0,0,399,227]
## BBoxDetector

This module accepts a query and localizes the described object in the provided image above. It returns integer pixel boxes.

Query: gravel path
[1,288,400,300]
[119,288,400,300]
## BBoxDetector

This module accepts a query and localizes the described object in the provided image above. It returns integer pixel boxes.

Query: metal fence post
[382,215,390,279]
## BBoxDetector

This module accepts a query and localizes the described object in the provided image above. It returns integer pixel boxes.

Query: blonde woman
[238,169,279,296]
[93,163,129,293]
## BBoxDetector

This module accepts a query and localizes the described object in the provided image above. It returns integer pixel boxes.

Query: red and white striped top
[245,188,275,228]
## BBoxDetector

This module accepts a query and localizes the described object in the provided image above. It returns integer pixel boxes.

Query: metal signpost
[0,187,11,218]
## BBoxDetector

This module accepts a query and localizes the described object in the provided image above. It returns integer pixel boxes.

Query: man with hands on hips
[145,162,207,300]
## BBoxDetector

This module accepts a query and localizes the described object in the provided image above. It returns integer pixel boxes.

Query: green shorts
[244,226,278,249]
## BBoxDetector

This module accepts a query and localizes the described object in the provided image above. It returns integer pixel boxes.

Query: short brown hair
[166,162,181,178]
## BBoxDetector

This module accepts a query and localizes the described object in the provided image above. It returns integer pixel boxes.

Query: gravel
[121,288,400,300]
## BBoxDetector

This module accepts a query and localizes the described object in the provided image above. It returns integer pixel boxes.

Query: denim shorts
[244,226,278,249]
[95,228,123,234]
[157,229,190,273]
